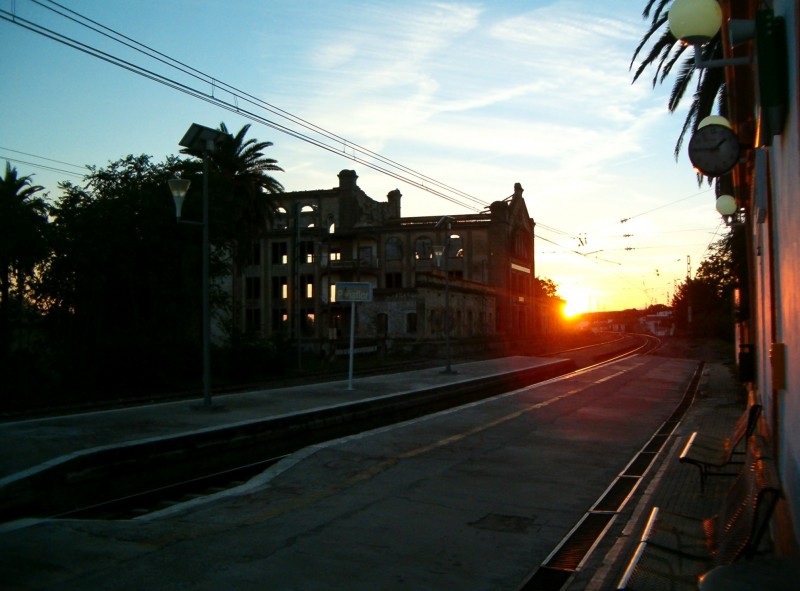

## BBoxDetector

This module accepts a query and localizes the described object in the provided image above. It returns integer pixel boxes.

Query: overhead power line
[0,153,85,178]
[2,0,489,212]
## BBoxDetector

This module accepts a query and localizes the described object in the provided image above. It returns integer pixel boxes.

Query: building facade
[236,170,560,354]
[710,0,799,553]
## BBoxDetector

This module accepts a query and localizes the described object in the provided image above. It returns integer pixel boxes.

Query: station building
[684,0,800,555]
[233,170,563,355]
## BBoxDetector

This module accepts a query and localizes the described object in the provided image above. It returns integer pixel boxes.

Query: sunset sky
[1,0,728,312]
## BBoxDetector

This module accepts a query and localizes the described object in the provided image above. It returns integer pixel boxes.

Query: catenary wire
[20,0,489,211]
[4,2,723,304]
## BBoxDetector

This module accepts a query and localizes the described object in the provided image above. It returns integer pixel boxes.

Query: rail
[0,334,656,523]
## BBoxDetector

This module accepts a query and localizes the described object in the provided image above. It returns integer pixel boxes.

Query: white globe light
[698,115,733,130]
[716,194,738,216]
[668,0,723,45]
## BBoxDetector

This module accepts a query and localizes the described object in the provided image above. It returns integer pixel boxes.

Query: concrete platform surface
[0,357,719,590]
[0,356,565,481]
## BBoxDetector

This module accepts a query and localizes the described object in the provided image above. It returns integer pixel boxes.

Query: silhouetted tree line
[0,124,287,413]
[671,228,744,340]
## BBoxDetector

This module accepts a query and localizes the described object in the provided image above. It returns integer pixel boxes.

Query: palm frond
[659,41,688,83]
[668,56,696,112]
[630,13,670,70]
[647,0,672,24]
[642,0,671,22]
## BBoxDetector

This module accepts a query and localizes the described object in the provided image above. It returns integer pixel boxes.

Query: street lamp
[715,194,743,227]
[433,215,456,375]
[668,0,787,138]
[168,123,231,410]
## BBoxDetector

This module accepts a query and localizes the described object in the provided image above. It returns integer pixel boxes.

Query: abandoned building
[235,170,563,354]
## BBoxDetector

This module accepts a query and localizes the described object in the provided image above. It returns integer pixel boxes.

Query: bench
[679,403,761,491]
[617,435,782,590]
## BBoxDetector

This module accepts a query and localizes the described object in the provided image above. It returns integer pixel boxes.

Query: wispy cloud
[273,1,716,309]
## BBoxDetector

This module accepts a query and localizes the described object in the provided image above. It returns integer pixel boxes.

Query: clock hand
[694,140,728,153]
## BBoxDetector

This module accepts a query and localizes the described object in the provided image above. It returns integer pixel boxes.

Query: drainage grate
[592,476,638,513]
[516,361,707,591]
[658,420,679,436]
[623,452,656,477]
[545,512,614,571]
[517,566,573,591]
[643,433,669,453]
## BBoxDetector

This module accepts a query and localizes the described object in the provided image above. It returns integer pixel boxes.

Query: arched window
[449,234,464,257]
[385,237,403,260]
[415,236,433,261]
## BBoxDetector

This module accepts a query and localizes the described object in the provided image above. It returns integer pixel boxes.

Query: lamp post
[433,215,456,375]
[668,0,787,137]
[716,194,741,227]
[168,123,231,410]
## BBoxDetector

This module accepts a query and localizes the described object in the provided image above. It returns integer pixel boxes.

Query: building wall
[744,0,800,548]
[768,0,800,542]
[237,171,548,351]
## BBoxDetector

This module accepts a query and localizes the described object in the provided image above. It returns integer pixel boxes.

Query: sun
[560,286,590,318]
[562,299,584,318]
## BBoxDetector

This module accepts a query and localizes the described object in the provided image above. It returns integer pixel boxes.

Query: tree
[671,232,739,338]
[179,122,284,260]
[0,162,49,356]
[533,276,559,299]
[631,0,727,158]
[37,155,204,397]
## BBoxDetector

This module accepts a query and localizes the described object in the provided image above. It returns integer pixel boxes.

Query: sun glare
[560,286,590,318]
[562,300,582,318]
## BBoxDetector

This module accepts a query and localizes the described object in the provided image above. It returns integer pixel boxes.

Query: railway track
[2,333,660,523]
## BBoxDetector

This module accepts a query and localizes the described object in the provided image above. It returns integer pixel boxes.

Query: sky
[1,0,728,313]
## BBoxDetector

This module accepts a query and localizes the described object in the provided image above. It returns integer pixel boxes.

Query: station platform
[0,356,569,481]
[0,351,755,590]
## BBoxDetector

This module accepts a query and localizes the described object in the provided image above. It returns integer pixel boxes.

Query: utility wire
[10,0,488,212]
[0,154,85,178]
[0,146,87,171]
[618,189,712,224]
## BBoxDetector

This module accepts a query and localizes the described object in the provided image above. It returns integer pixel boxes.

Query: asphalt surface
[0,352,737,591]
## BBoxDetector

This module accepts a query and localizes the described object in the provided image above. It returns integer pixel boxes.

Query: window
[245,308,261,333]
[377,313,388,337]
[272,242,288,265]
[513,230,532,258]
[406,312,417,334]
[330,248,342,262]
[299,241,314,264]
[245,276,261,300]
[273,207,288,230]
[385,272,402,289]
[385,237,403,260]
[248,241,261,265]
[301,310,315,335]
[272,277,288,299]
[271,308,288,332]
[449,234,463,258]
[302,276,313,299]
[415,237,432,260]
[359,246,372,266]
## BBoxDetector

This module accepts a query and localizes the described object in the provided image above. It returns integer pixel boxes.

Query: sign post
[335,282,373,390]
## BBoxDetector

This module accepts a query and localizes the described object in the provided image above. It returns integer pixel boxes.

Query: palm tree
[0,162,49,354]
[180,122,284,256]
[631,0,727,159]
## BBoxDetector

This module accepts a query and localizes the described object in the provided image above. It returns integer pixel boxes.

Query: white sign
[336,282,373,302]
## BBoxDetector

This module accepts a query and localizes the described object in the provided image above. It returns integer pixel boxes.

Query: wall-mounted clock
[688,123,741,177]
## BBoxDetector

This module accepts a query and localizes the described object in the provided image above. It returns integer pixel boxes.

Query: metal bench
[617,436,782,591]
[679,403,761,491]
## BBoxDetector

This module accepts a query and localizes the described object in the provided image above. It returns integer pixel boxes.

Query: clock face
[688,124,741,177]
